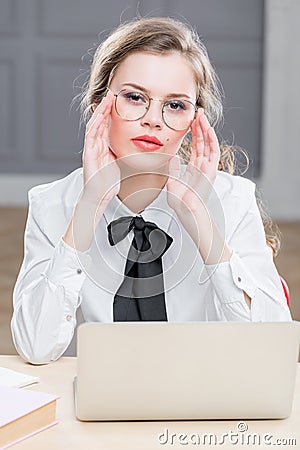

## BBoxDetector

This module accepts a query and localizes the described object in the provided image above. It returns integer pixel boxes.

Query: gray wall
[260,0,300,220]
[0,0,263,177]
[1,0,299,220]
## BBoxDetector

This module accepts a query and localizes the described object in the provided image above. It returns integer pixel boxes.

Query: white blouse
[11,166,292,364]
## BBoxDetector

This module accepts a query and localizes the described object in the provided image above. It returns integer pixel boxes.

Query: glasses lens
[163,99,195,130]
[115,89,195,130]
[116,90,149,121]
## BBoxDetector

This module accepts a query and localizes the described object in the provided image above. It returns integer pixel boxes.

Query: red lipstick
[131,135,163,151]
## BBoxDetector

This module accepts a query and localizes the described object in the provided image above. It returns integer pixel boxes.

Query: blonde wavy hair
[76,16,280,257]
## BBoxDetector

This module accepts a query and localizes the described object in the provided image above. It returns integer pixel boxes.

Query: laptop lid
[75,321,300,421]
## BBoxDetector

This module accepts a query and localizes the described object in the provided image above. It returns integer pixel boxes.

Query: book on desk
[0,385,58,450]
[0,366,39,389]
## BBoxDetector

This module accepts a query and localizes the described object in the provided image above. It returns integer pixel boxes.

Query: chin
[116,151,173,173]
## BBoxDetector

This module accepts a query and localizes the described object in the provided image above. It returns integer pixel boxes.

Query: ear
[91,102,98,113]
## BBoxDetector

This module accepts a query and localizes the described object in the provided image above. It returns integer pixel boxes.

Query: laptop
[74,321,300,421]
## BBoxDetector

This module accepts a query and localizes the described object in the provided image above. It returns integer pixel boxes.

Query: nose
[140,99,164,129]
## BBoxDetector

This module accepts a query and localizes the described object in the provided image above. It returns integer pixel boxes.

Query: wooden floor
[0,207,299,355]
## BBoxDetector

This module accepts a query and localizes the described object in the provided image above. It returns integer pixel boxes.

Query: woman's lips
[131,135,163,151]
[131,139,163,151]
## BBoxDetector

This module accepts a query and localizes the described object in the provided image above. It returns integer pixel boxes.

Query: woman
[11,17,291,364]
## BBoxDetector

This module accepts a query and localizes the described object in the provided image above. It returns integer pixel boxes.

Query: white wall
[1,0,299,220]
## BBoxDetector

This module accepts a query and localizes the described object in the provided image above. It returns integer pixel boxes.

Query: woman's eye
[123,92,147,103]
[165,100,186,111]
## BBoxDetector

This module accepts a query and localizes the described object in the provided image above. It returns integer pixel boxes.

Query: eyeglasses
[109,88,197,131]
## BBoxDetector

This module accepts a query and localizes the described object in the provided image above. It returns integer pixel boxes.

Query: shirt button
[77,268,82,274]
[66,315,72,321]
[237,276,242,282]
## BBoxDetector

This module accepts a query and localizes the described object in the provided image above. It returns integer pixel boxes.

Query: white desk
[1,356,299,449]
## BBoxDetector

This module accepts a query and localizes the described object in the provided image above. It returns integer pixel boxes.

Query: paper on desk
[0,366,39,388]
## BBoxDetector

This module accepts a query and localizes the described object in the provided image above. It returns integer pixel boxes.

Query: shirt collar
[103,184,175,235]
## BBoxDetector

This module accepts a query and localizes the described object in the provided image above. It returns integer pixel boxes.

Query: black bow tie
[107,216,173,321]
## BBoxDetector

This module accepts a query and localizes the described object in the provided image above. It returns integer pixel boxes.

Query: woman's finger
[83,114,107,166]
[208,127,220,165]
[93,93,114,145]
[86,92,113,136]
[102,116,111,152]
[191,111,204,163]
[96,116,110,157]
[84,94,113,163]
[198,111,211,159]
[86,102,106,133]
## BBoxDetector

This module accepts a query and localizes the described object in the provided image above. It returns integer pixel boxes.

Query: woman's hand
[166,108,220,218]
[165,108,230,264]
[63,91,120,251]
[82,90,120,208]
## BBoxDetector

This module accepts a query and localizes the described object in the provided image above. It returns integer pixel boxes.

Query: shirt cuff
[41,237,92,295]
[199,251,257,304]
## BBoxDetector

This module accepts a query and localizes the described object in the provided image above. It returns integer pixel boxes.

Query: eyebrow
[120,82,193,100]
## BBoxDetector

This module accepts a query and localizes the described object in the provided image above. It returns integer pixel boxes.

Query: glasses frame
[108,88,198,131]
